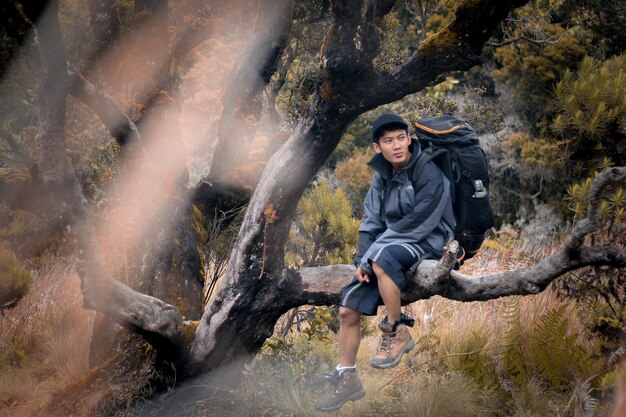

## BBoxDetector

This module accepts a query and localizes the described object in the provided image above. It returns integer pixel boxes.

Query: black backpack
[412,115,495,264]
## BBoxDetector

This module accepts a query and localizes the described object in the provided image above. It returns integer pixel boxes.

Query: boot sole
[370,337,415,369]
[315,387,366,412]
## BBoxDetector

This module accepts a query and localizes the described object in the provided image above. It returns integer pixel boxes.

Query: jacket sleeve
[358,162,451,270]
[354,174,386,270]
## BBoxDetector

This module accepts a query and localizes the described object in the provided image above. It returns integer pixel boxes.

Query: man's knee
[339,306,360,326]
[372,262,388,277]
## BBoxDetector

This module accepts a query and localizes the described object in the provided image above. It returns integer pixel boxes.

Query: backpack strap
[412,148,445,182]
[411,148,455,204]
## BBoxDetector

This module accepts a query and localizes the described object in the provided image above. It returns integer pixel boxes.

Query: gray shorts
[340,243,426,316]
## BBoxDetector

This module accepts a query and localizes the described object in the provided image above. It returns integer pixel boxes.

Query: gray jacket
[355,140,455,273]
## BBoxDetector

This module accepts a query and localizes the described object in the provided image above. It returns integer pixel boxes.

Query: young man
[315,114,455,412]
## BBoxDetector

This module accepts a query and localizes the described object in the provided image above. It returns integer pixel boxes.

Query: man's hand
[355,266,370,283]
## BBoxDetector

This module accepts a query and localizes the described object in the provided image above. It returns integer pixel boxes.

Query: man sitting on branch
[316,113,455,411]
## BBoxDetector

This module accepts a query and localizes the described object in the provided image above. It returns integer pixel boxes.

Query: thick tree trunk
[188,0,529,372]
[25,0,87,222]
[191,101,360,369]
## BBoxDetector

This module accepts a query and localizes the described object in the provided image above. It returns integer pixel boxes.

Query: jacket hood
[367,139,422,179]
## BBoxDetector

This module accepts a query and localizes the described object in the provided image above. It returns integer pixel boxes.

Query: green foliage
[553,54,626,168]
[459,87,505,135]
[565,0,626,58]
[273,9,330,123]
[285,179,359,268]
[240,335,336,415]
[410,89,459,119]
[0,242,30,311]
[74,141,120,200]
[66,98,121,200]
[422,0,459,38]
[375,12,411,71]
[505,132,565,169]
[0,209,55,259]
[493,21,586,130]
[499,301,602,395]
[200,206,243,302]
[487,53,624,225]
[556,213,626,354]
[563,162,625,222]
[0,343,27,369]
[509,377,552,417]
[527,305,601,388]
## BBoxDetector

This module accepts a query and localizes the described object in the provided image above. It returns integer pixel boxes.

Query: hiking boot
[370,324,415,369]
[379,314,416,333]
[315,369,366,412]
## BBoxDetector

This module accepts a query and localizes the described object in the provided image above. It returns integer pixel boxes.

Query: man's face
[373,128,411,170]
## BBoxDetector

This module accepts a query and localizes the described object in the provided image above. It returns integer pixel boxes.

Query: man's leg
[372,262,401,324]
[315,306,366,412]
[338,306,362,367]
[370,246,419,369]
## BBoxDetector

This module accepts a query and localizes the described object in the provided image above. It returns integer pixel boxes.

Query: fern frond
[500,297,529,388]
[527,305,602,389]
[571,378,598,417]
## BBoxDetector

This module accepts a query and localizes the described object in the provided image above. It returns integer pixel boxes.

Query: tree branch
[292,167,626,305]
[74,217,188,363]
[486,33,564,47]
[486,16,565,47]
[566,167,626,252]
[208,0,295,184]
[352,0,532,109]
[69,70,141,148]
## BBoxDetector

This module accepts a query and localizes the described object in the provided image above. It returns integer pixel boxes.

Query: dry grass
[0,230,622,416]
[0,256,98,416]
[241,233,619,416]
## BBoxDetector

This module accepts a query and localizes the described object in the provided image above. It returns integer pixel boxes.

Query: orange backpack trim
[414,121,462,135]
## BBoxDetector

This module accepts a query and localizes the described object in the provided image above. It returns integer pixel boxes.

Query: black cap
[371,114,408,141]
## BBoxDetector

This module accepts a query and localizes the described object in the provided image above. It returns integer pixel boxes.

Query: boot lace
[377,332,397,354]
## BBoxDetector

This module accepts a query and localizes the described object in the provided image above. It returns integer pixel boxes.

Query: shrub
[553,54,626,171]
[335,146,375,214]
[285,179,359,268]
[0,242,30,312]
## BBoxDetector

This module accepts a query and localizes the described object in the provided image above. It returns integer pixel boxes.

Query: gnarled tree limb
[351,0,532,109]
[73,216,189,364]
[292,167,626,305]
